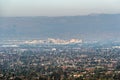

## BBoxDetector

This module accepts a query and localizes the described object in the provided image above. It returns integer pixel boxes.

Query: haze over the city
[0,0,120,41]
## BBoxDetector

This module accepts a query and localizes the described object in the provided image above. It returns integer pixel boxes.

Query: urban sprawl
[0,39,120,80]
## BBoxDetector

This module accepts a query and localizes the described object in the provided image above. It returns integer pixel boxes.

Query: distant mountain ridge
[0,14,120,41]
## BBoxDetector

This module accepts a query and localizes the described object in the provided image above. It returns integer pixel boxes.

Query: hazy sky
[0,0,120,16]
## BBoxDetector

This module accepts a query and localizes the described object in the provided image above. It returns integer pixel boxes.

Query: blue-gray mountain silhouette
[0,14,120,40]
